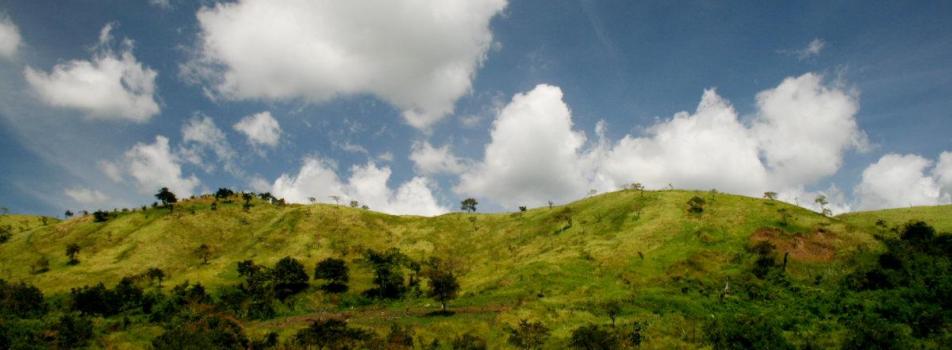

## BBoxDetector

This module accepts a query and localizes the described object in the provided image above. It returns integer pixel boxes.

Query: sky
[0,0,950,217]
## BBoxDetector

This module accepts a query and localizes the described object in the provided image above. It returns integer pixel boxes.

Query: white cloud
[272,157,447,216]
[595,89,769,196]
[752,73,866,188]
[23,24,159,121]
[98,160,123,182]
[797,38,826,59]
[410,141,470,175]
[0,15,21,59]
[248,175,271,193]
[185,0,507,129]
[377,152,394,162]
[454,73,865,212]
[123,135,200,197]
[233,111,281,148]
[455,84,590,207]
[64,187,110,205]
[181,115,238,174]
[854,153,952,210]
[935,152,952,196]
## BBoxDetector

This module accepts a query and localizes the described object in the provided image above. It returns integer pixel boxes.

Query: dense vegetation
[0,189,949,348]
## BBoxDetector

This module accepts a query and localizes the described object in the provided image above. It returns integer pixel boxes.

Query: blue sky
[0,0,950,216]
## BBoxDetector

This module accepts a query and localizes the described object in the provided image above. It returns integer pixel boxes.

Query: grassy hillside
[1,190,946,349]
[838,204,952,233]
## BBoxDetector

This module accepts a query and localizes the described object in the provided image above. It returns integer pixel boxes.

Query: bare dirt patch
[749,227,838,262]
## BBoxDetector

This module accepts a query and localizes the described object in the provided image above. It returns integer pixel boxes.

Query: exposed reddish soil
[749,227,838,262]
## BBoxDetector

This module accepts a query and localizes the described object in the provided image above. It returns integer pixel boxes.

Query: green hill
[0,190,948,349]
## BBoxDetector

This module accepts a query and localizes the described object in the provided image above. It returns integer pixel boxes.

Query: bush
[569,324,620,350]
[507,319,549,350]
[293,319,373,349]
[92,210,110,222]
[51,313,94,349]
[705,313,793,350]
[0,280,46,318]
[452,332,487,350]
[152,314,249,350]
[687,196,706,214]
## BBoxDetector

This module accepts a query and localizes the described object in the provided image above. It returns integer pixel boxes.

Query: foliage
[452,332,487,350]
[363,248,411,299]
[507,319,549,350]
[314,257,349,293]
[152,313,249,350]
[50,313,94,349]
[461,198,478,213]
[92,210,110,222]
[0,280,46,318]
[65,243,80,265]
[156,187,178,211]
[271,256,310,300]
[569,324,620,350]
[687,196,706,214]
[423,257,460,312]
[704,312,793,350]
[293,319,373,349]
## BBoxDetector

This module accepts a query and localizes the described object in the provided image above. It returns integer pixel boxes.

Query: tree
[763,192,778,200]
[350,200,359,208]
[519,206,527,212]
[364,249,410,299]
[155,187,178,212]
[814,195,829,216]
[329,195,341,205]
[508,320,549,350]
[602,300,623,326]
[423,258,460,313]
[272,256,310,300]
[242,192,253,212]
[146,267,166,287]
[195,244,211,265]
[687,196,706,214]
[308,196,316,204]
[92,210,110,222]
[460,198,478,213]
[64,210,73,218]
[215,188,234,200]
[66,243,80,265]
[314,258,349,293]
[52,313,94,349]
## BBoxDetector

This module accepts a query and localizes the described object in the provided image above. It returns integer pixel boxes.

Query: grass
[0,190,946,348]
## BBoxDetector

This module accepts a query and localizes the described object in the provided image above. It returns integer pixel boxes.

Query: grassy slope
[0,190,932,348]
[837,204,952,233]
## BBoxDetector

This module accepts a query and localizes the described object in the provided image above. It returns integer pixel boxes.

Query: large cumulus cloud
[184,0,507,129]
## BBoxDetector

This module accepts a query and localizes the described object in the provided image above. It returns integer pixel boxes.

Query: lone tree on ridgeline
[314,257,349,293]
[423,257,461,313]
[763,192,778,200]
[155,187,178,212]
[460,198,478,213]
[815,195,831,216]
[215,188,234,200]
[66,243,80,265]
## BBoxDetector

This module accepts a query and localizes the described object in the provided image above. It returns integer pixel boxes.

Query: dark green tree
[314,258,349,293]
[195,244,211,265]
[155,187,178,212]
[66,243,80,265]
[272,256,309,300]
[460,198,478,213]
[423,258,460,313]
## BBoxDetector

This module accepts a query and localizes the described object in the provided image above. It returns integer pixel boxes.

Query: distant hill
[0,190,948,348]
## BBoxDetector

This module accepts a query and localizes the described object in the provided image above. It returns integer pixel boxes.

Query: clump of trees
[363,248,414,299]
